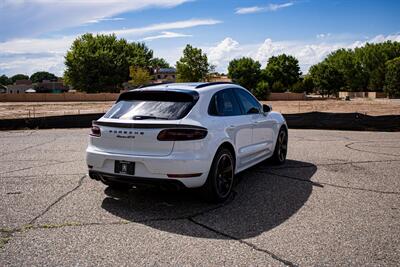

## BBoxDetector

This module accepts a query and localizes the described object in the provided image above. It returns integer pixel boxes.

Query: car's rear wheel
[271,127,288,165]
[202,148,234,203]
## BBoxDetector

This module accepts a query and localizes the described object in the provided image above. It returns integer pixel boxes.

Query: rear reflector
[90,125,101,137]
[167,173,202,178]
[157,128,207,141]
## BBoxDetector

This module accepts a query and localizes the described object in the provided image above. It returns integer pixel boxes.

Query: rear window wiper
[132,115,169,120]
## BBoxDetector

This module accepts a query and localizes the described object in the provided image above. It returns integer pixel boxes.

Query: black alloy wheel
[215,154,234,198]
[202,148,234,203]
[272,128,288,164]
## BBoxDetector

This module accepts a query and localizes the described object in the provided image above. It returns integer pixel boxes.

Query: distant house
[208,73,232,82]
[35,79,69,93]
[6,79,34,94]
[122,68,177,90]
[153,68,176,83]
[6,84,34,94]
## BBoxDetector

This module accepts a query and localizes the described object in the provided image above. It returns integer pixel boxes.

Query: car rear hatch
[90,89,199,156]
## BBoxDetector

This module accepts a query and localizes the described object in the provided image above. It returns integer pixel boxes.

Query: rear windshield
[104,90,197,120]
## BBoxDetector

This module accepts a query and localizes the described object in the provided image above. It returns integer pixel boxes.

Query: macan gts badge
[86,82,288,202]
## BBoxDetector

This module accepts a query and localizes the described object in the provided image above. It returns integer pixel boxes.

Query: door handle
[227,125,236,129]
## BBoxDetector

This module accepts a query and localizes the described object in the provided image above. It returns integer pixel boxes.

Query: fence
[268,93,306,101]
[0,93,120,102]
[338,91,387,99]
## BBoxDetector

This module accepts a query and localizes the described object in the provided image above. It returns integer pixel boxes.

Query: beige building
[208,74,231,82]
[6,79,34,94]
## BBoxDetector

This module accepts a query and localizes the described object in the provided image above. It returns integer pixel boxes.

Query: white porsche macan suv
[87,82,288,202]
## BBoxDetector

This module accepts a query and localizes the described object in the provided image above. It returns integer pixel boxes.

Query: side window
[209,89,242,116]
[234,89,261,114]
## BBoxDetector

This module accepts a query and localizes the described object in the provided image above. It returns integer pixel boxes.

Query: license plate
[114,161,135,175]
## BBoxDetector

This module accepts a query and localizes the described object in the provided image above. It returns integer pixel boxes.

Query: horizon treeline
[1,34,399,98]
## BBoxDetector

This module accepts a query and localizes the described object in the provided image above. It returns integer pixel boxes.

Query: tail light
[157,128,207,141]
[90,125,101,137]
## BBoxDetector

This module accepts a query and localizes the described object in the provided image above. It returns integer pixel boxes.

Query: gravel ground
[0,128,399,266]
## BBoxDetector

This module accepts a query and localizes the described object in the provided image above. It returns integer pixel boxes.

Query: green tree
[271,81,285,93]
[228,57,261,91]
[30,71,57,83]
[289,76,315,94]
[0,75,11,85]
[10,74,29,83]
[129,67,151,87]
[309,63,344,97]
[253,80,270,100]
[176,44,210,82]
[128,42,153,68]
[290,80,304,93]
[325,49,367,91]
[384,57,400,98]
[264,54,301,89]
[354,41,400,91]
[151,57,171,69]
[64,33,153,93]
[302,75,315,94]
[308,41,400,93]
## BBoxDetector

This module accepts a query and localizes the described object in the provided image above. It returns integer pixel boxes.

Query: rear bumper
[86,146,211,188]
[89,170,186,189]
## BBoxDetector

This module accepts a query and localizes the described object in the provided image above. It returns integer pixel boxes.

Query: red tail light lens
[157,128,207,141]
[90,125,101,137]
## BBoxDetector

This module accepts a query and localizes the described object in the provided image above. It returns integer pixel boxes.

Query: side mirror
[262,104,272,113]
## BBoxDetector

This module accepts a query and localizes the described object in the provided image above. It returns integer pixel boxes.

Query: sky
[0,0,399,77]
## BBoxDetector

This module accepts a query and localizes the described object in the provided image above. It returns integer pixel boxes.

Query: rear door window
[208,89,242,116]
[234,89,261,114]
[104,91,197,120]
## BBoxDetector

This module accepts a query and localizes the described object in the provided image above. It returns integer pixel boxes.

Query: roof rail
[195,82,233,89]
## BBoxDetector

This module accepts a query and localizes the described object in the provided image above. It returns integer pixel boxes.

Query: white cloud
[268,2,294,11]
[106,19,221,37]
[207,37,240,66]
[85,17,125,24]
[0,18,219,76]
[235,6,264,15]
[0,36,74,54]
[0,0,191,40]
[368,34,400,43]
[0,36,75,76]
[201,34,400,74]
[235,2,293,14]
[140,31,192,41]
[316,33,331,39]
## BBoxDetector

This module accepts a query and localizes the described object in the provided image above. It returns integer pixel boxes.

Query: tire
[202,148,235,203]
[271,127,288,165]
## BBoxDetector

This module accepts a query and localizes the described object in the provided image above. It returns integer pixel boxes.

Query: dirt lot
[0,99,399,119]
[264,98,400,115]
[0,102,113,119]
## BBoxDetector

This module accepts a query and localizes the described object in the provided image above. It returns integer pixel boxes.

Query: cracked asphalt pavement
[0,128,399,266]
